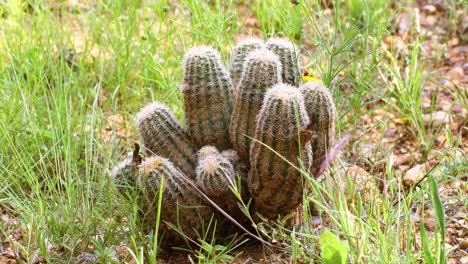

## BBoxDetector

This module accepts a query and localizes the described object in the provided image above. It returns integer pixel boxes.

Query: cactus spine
[138,155,214,246]
[196,146,248,221]
[196,146,236,207]
[136,103,197,179]
[229,38,265,88]
[220,149,249,202]
[300,81,336,176]
[248,83,313,218]
[230,48,282,164]
[182,46,233,151]
[266,38,301,86]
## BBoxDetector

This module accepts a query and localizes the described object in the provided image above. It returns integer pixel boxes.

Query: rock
[462,63,468,72]
[340,165,379,202]
[425,16,437,27]
[461,256,468,264]
[397,13,411,34]
[447,66,464,81]
[402,160,438,187]
[423,111,450,126]
[422,5,437,13]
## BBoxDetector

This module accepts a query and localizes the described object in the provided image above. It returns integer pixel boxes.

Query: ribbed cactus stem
[196,146,247,219]
[196,146,236,200]
[229,38,265,88]
[220,149,249,201]
[300,81,336,176]
[266,38,301,86]
[136,103,197,179]
[182,46,233,151]
[249,83,313,218]
[230,48,282,164]
[138,155,214,246]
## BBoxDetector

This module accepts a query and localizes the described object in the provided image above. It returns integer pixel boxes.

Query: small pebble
[422,5,437,13]
[447,66,464,81]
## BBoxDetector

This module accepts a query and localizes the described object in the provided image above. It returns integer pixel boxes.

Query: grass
[1,0,466,263]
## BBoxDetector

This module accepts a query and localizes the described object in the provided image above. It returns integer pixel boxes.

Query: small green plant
[320,230,349,264]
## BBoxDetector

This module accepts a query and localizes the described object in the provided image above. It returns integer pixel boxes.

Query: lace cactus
[230,48,282,164]
[136,102,198,179]
[111,38,342,244]
[266,38,301,86]
[229,38,265,88]
[138,155,215,246]
[181,46,233,151]
[300,81,336,176]
[248,83,313,218]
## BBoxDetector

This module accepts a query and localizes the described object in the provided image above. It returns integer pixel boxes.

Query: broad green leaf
[320,230,348,264]
[420,220,435,264]
[429,175,446,264]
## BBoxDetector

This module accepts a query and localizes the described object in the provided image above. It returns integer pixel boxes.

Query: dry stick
[132,142,142,165]
[392,161,441,207]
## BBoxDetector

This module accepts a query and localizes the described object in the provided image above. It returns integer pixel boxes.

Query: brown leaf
[315,134,352,178]
[447,66,464,82]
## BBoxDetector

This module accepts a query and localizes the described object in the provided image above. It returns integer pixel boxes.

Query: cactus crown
[112,37,340,242]
[256,83,309,139]
[197,145,220,159]
[135,102,175,128]
[182,46,231,88]
[266,38,301,86]
[237,48,282,92]
[195,146,236,197]
[229,38,265,87]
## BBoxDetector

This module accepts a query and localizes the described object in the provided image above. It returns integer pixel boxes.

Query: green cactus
[138,155,215,247]
[300,81,336,176]
[136,102,197,179]
[220,149,250,203]
[266,38,301,86]
[195,146,236,202]
[230,48,282,164]
[248,83,313,219]
[182,46,233,151]
[221,149,247,180]
[196,146,249,221]
[229,38,265,88]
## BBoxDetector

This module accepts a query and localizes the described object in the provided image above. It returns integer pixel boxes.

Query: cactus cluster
[111,37,337,247]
